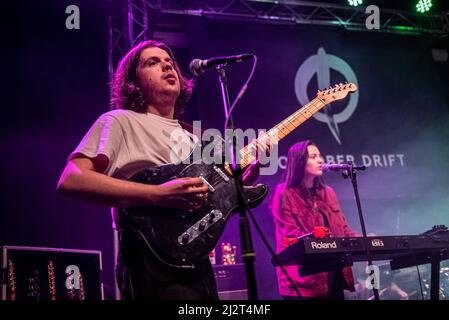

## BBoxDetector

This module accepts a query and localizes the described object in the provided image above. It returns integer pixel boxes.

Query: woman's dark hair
[111,40,193,117]
[280,140,325,206]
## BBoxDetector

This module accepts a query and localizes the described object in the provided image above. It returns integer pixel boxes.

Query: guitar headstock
[317,82,357,103]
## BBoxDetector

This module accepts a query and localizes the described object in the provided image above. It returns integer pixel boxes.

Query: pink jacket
[271,183,357,298]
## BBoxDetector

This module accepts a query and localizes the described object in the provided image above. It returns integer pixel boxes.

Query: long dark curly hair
[111,40,194,117]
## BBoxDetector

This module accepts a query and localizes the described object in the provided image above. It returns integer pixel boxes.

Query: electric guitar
[120,83,358,268]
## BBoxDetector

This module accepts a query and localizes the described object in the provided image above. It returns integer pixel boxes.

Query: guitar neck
[239,97,326,169]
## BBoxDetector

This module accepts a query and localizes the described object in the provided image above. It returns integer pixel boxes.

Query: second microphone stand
[341,162,380,301]
[217,65,258,300]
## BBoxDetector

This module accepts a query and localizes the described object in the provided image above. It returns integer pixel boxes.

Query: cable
[233,176,304,299]
[219,54,304,299]
[224,55,258,135]
[416,265,425,300]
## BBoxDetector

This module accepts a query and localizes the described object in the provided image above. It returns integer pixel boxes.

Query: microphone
[322,163,366,172]
[189,53,254,76]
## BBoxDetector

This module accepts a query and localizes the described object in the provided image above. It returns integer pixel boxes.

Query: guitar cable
[233,177,304,299]
[120,209,196,270]
[222,54,304,299]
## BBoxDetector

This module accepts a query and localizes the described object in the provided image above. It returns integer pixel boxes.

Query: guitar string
[205,100,321,185]
[238,98,323,162]
[194,93,329,187]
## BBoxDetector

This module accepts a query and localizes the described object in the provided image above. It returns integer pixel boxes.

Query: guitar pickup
[213,165,230,182]
[199,176,215,192]
[178,210,223,245]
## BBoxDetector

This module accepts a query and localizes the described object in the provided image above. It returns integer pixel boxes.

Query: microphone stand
[216,65,258,300]
[341,161,380,301]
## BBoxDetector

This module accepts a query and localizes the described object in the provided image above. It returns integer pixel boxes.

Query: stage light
[348,0,363,6]
[416,0,433,13]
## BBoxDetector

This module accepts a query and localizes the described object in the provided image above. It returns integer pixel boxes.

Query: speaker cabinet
[1,246,103,300]
[213,263,248,300]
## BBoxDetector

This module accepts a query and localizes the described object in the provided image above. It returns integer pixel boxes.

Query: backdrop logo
[295,47,359,145]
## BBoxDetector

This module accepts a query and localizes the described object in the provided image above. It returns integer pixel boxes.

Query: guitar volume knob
[198,221,207,231]
[181,233,190,244]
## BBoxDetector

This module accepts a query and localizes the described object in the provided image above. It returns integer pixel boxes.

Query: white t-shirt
[70,109,198,179]
[70,109,200,230]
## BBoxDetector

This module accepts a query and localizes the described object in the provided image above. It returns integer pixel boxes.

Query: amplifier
[213,263,248,300]
[1,246,103,300]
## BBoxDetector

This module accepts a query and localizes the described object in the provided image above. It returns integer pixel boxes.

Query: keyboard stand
[390,249,449,301]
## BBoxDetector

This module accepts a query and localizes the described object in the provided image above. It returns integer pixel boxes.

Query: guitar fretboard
[239,97,326,169]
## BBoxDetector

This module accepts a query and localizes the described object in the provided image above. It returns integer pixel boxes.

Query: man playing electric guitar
[56,40,267,300]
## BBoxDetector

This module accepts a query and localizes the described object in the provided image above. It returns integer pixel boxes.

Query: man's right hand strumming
[154,177,209,211]
[58,158,208,210]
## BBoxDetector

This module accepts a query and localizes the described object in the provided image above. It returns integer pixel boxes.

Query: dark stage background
[2,0,449,299]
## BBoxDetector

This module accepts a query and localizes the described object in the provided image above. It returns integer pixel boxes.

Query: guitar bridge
[178,210,223,245]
